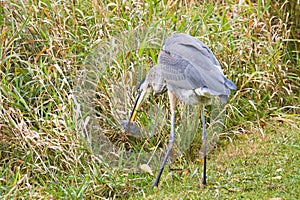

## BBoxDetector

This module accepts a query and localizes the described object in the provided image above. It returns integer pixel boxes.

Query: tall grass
[0,0,299,198]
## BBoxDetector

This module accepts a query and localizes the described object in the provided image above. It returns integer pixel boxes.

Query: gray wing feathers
[162,33,221,67]
[161,63,203,89]
[158,33,230,96]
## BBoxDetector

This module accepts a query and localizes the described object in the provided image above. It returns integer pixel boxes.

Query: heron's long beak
[129,89,148,123]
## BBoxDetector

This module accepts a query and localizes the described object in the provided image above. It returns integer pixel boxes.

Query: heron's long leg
[201,105,207,185]
[153,91,176,187]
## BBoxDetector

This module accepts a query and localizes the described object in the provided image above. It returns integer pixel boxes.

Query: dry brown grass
[0,0,299,198]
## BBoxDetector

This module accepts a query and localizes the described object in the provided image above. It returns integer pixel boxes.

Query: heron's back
[155,33,236,104]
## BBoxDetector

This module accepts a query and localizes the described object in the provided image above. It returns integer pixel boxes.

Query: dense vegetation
[0,0,299,199]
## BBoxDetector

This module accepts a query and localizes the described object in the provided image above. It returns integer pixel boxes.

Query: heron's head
[123,65,165,134]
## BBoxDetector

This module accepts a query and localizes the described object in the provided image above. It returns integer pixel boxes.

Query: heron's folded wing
[159,50,229,96]
[160,62,205,90]
[163,33,221,67]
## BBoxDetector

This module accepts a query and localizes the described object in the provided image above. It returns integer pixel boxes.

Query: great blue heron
[125,33,236,187]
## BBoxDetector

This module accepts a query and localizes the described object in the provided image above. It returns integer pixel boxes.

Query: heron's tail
[225,78,237,90]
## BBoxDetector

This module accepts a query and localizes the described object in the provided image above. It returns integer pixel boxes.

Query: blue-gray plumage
[125,33,236,187]
[143,33,236,104]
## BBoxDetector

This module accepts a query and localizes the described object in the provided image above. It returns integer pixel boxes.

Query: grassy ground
[1,0,299,199]
[140,123,300,200]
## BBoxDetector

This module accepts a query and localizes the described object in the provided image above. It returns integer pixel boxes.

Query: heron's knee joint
[169,136,175,143]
